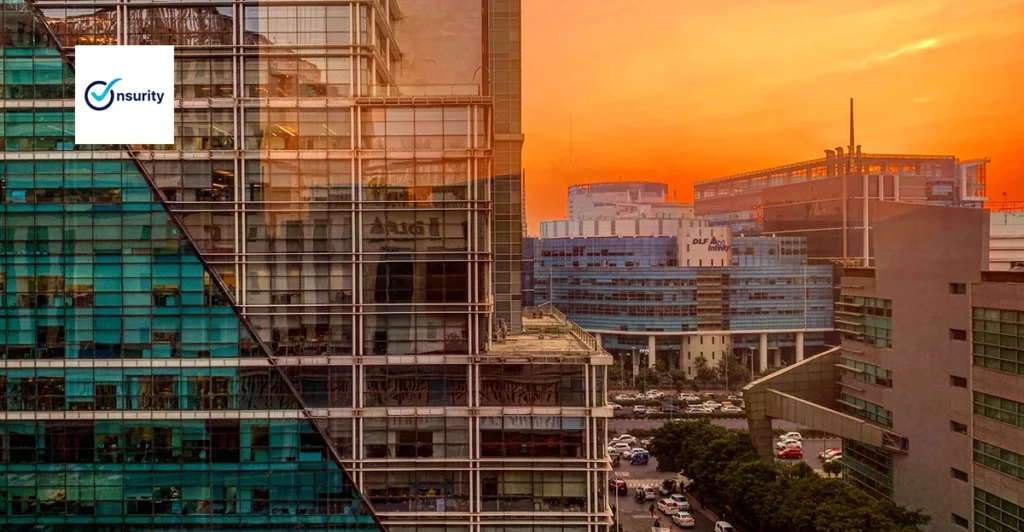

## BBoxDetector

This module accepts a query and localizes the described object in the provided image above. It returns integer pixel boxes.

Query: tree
[668,370,688,393]
[648,422,931,532]
[693,355,717,390]
[822,459,842,478]
[637,367,654,393]
[717,351,752,391]
[875,501,931,530]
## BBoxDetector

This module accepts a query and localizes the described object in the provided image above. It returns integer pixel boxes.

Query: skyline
[521,0,1024,232]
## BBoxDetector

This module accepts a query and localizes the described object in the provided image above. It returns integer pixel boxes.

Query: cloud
[856,35,954,69]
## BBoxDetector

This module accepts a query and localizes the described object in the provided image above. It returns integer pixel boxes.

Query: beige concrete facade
[970,274,1024,520]
[746,203,994,531]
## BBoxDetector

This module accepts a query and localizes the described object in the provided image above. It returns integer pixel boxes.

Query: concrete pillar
[795,332,805,362]
[758,333,768,372]
[647,335,656,368]
[773,349,781,368]
[594,333,603,348]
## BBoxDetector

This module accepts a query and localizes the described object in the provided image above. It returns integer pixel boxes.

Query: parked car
[659,479,677,496]
[669,493,690,510]
[632,405,648,414]
[646,389,666,399]
[818,447,842,460]
[631,450,650,465]
[622,447,647,459]
[779,431,803,441]
[647,406,661,414]
[714,521,737,532]
[776,447,804,459]
[825,455,842,465]
[640,438,653,447]
[686,405,712,414]
[608,478,628,495]
[611,434,638,446]
[703,400,721,410]
[672,511,696,528]
[726,394,740,401]
[660,404,681,413]
[656,498,680,516]
[607,442,631,455]
[677,393,701,402]
[720,405,743,414]
[775,438,802,450]
[609,402,623,410]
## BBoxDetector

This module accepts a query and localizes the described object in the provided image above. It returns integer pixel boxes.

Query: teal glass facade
[0,1,378,530]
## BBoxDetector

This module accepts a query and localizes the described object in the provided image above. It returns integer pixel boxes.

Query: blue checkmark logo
[84,78,121,111]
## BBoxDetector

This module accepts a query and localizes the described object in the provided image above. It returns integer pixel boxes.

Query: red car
[608,478,628,495]
[777,447,803,459]
[818,447,841,460]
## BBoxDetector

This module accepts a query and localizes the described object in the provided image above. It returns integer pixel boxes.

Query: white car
[637,486,657,501]
[672,511,696,528]
[677,393,700,402]
[656,498,679,516]
[669,493,690,510]
[686,405,712,414]
[714,522,736,532]
[779,432,803,441]
[721,405,743,414]
[609,402,623,410]
[632,405,648,414]
[775,438,802,450]
[646,390,665,399]
[821,448,842,461]
[703,401,721,409]
[607,442,631,455]
[612,434,638,446]
[622,448,646,459]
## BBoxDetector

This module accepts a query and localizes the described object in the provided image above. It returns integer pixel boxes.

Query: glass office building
[1,1,611,531]
[526,235,833,371]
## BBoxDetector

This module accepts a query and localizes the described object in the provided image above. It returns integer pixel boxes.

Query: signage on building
[75,46,174,145]
[691,237,730,252]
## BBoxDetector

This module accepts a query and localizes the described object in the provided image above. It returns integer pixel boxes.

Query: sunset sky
[520,0,1024,233]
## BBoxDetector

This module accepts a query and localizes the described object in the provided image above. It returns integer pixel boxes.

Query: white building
[567,181,693,221]
[989,210,1024,271]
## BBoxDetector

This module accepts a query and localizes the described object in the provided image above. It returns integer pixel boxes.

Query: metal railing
[524,302,608,354]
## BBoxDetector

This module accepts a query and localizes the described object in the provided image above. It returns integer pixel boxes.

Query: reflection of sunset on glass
[522,0,1024,232]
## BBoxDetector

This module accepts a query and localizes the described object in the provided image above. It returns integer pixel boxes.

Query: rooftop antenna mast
[842,98,854,259]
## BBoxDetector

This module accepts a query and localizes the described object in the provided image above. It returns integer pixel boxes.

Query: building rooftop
[487,304,612,363]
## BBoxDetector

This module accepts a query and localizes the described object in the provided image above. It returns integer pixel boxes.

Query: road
[611,455,720,532]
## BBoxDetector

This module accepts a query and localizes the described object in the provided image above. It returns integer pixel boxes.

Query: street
[610,455,720,532]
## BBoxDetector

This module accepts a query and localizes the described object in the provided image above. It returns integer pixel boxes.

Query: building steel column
[796,332,805,362]
[647,335,657,368]
[594,332,602,348]
[758,333,768,372]
[773,349,781,368]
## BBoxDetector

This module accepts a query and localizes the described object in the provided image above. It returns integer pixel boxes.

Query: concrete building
[987,208,1024,271]
[693,149,990,265]
[0,1,612,530]
[744,202,1024,531]
[568,182,694,221]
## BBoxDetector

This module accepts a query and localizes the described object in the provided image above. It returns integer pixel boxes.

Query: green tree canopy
[647,421,930,532]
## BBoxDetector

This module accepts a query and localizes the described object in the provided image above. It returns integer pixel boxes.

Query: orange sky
[521,0,1024,233]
